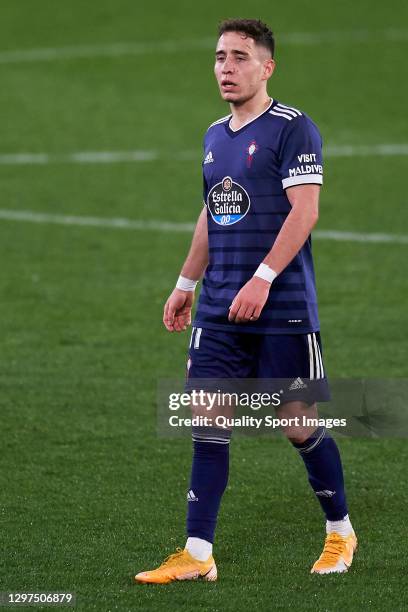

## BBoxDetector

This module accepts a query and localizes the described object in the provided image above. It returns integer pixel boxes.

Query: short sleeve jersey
[193,98,323,335]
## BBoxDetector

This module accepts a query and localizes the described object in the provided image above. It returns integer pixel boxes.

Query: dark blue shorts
[186,327,330,404]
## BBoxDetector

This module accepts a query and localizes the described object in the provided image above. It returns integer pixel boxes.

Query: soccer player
[135,18,357,583]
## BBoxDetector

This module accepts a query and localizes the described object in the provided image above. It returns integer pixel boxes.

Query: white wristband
[254,263,277,284]
[176,275,198,292]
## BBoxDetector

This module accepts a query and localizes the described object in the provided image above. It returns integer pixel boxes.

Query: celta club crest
[246,140,258,167]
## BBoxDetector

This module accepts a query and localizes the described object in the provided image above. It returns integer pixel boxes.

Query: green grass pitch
[1,1,407,610]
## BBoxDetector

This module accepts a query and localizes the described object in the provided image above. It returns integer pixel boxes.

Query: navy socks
[186,425,348,545]
[186,428,231,543]
[293,426,348,521]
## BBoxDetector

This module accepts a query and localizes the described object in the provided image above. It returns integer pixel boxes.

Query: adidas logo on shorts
[289,377,308,390]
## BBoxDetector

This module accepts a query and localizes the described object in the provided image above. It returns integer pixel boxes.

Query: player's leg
[277,399,357,573]
[257,333,357,574]
[135,328,254,584]
[185,329,254,565]
[136,420,230,583]
[276,400,349,522]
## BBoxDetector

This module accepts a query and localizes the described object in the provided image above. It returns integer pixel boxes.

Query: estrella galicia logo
[207,176,251,226]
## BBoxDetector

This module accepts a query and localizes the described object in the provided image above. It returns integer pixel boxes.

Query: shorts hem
[192,320,320,335]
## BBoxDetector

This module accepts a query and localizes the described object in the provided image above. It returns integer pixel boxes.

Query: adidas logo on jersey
[187,489,199,502]
[204,151,214,164]
[289,377,308,390]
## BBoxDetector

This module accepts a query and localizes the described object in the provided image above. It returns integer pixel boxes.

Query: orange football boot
[311,531,358,574]
[134,548,217,584]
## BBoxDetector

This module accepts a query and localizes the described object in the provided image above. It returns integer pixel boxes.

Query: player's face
[214,31,274,105]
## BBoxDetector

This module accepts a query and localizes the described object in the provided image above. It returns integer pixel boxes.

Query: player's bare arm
[228,184,320,323]
[163,207,208,332]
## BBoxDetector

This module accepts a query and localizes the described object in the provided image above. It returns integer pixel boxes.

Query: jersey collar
[225,98,274,137]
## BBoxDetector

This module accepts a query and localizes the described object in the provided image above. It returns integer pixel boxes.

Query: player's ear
[263,58,275,80]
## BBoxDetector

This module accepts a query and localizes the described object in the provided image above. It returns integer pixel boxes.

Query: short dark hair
[218,18,275,58]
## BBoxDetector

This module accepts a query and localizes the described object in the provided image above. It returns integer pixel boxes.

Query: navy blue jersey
[193,98,323,335]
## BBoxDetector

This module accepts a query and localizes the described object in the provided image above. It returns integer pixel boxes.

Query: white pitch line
[0,150,198,165]
[0,153,51,165]
[0,209,196,232]
[0,38,215,64]
[0,144,407,167]
[70,150,160,163]
[0,209,407,245]
[325,144,408,157]
[313,230,408,244]
[0,29,407,64]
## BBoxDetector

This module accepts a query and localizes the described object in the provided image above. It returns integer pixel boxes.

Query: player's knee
[286,431,312,445]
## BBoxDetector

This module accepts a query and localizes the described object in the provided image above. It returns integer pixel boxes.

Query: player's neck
[229,93,271,131]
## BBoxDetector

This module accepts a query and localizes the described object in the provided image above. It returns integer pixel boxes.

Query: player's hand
[163,289,194,332]
[228,277,271,323]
